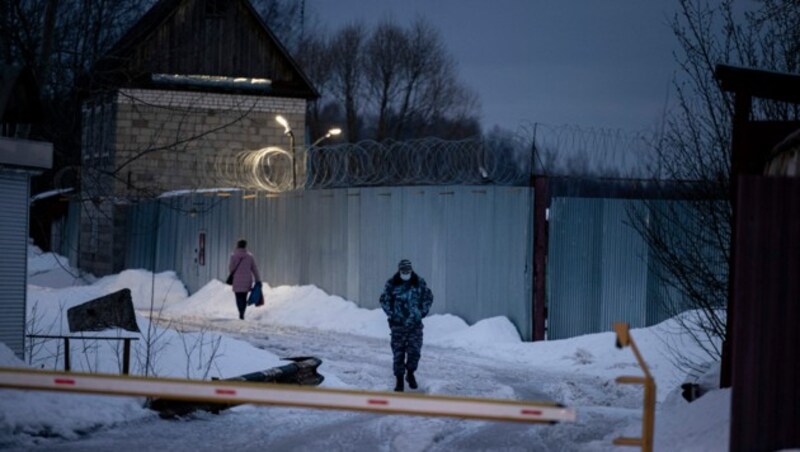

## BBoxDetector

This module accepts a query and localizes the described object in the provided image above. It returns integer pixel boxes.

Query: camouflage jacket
[379,272,434,327]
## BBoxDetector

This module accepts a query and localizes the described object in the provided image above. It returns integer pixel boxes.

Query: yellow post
[612,322,656,452]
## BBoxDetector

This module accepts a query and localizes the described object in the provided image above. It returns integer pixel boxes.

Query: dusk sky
[307,1,680,134]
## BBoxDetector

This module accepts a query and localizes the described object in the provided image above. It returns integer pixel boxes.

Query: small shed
[0,66,53,359]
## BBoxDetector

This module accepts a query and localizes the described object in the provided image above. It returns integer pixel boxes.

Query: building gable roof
[91,0,317,99]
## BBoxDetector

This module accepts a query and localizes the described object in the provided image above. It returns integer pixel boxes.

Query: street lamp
[311,127,342,147]
[275,115,296,189]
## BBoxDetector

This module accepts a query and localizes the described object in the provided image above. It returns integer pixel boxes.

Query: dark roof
[0,65,43,123]
[89,0,317,99]
[715,64,800,104]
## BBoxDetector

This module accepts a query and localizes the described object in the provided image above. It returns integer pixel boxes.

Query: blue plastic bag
[248,281,264,306]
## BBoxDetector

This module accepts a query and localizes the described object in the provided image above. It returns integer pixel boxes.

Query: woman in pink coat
[229,239,261,320]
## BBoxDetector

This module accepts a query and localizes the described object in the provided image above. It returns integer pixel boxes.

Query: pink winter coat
[229,248,261,293]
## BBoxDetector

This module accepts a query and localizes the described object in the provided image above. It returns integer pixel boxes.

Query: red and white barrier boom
[0,367,576,424]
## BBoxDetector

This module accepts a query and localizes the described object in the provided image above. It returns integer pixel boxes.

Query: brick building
[80,0,317,275]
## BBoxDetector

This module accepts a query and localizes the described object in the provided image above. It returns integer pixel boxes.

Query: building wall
[80,88,306,276]
[113,88,306,198]
[0,171,30,358]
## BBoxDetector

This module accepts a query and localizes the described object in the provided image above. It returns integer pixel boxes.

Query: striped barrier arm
[0,367,576,424]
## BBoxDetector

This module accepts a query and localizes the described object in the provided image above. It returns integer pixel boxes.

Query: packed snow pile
[0,245,730,450]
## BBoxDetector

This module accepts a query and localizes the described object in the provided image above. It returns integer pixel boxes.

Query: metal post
[289,131,296,190]
[123,338,132,375]
[532,176,550,341]
[63,337,70,372]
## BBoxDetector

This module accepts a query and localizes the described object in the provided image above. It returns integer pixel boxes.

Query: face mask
[400,272,411,281]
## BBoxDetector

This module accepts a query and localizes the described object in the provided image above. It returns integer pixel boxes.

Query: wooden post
[612,322,656,452]
[643,379,656,450]
[722,92,752,389]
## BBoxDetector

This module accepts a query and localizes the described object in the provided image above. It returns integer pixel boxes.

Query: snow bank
[24,270,280,379]
[23,250,717,402]
[26,244,90,288]
[1,245,729,449]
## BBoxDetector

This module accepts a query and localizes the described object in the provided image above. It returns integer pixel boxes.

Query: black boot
[406,370,418,389]
[394,375,404,392]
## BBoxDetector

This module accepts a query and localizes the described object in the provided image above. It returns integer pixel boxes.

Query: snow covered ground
[0,246,729,451]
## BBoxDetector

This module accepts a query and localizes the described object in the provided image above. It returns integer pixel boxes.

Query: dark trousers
[390,324,423,377]
[235,292,248,319]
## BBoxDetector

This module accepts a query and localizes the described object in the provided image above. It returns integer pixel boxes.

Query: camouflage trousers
[389,324,424,377]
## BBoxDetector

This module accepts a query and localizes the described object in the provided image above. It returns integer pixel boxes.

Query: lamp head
[275,115,292,135]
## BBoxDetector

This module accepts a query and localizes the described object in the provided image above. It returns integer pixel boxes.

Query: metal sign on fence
[0,367,576,424]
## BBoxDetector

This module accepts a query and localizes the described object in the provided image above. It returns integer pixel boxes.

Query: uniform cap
[398,259,413,272]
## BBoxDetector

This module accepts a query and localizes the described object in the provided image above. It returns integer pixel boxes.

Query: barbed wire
[209,146,294,192]
[518,122,656,178]
[198,125,657,192]
[305,137,529,188]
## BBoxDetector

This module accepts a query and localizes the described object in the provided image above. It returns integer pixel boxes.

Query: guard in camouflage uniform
[379,259,434,392]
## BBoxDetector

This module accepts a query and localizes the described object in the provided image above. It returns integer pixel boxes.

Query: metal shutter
[0,171,30,359]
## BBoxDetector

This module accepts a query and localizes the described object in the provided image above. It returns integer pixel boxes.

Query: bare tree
[364,20,406,140]
[362,17,481,141]
[396,18,480,140]
[299,16,481,142]
[630,0,800,365]
[296,32,336,142]
[328,23,367,143]
[1,0,149,187]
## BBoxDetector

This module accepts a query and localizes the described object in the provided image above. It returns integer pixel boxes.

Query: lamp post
[311,127,342,147]
[275,115,296,189]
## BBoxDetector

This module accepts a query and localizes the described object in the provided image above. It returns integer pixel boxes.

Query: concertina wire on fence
[207,136,531,192]
[204,126,652,193]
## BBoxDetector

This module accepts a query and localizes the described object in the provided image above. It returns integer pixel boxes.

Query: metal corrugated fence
[548,197,675,339]
[546,197,726,339]
[124,186,535,339]
[0,172,29,358]
[61,184,723,341]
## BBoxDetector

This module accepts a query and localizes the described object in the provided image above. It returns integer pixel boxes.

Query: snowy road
[11,316,640,451]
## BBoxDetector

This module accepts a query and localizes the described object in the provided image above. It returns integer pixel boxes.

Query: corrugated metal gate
[0,172,30,358]
[545,197,724,339]
[547,198,655,339]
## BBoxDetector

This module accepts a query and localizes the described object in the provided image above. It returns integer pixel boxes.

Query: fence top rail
[27,334,139,341]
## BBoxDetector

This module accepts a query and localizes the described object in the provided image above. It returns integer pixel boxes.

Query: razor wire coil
[205,127,654,193]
